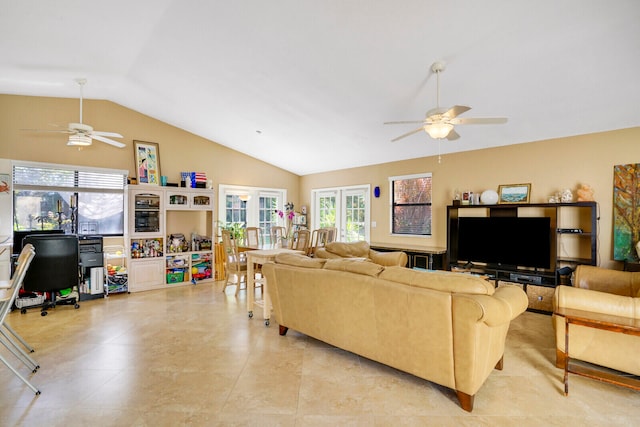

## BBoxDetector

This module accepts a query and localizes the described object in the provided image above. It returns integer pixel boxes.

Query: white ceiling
[1,1,639,175]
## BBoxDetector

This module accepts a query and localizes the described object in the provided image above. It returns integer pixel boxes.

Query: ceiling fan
[25,78,125,148]
[384,62,507,142]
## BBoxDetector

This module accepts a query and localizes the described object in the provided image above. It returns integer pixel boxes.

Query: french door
[312,186,370,242]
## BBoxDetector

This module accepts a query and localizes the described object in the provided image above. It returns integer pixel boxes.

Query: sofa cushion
[323,258,384,277]
[379,267,495,295]
[325,241,370,258]
[274,253,326,268]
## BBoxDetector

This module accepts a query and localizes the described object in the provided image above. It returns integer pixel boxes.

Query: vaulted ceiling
[1,1,639,175]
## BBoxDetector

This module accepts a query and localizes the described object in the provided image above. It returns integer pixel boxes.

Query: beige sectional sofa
[553,265,640,375]
[262,253,528,412]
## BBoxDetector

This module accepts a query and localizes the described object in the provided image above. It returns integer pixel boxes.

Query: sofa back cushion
[379,267,495,295]
[574,265,640,297]
[323,258,384,277]
[274,253,326,268]
[325,241,370,258]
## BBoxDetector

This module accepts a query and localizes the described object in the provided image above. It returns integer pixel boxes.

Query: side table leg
[564,318,569,396]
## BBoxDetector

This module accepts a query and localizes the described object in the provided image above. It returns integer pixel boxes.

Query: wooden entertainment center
[447,201,598,313]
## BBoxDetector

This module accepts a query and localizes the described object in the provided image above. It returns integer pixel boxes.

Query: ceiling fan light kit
[425,122,453,139]
[67,134,92,146]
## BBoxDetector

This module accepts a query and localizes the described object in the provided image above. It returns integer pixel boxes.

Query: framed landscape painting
[498,183,531,204]
[134,140,161,185]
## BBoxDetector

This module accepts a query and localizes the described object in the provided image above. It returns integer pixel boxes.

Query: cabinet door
[190,193,212,210]
[128,187,164,236]
[129,259,164,292]
[166,191,190,210]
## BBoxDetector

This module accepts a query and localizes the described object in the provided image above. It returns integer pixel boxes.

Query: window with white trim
[389,173,432,236]
[218,184,286,243]
[12,161,127,235]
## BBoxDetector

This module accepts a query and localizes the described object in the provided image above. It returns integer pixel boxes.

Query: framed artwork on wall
[613,163,640,261]
[134,140,161,185]
[498,183,531,204]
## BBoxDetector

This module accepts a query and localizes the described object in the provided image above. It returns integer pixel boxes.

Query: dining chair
[0,244,41,394]
[292,229,310,253]
[1,244,37,355]
[323,227,338,243]
[308,229,329,257]
[270,226,286,247]
[245,227,261,248]
[221,230,247,295]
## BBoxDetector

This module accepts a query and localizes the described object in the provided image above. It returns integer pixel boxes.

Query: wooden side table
[555,307,640,395]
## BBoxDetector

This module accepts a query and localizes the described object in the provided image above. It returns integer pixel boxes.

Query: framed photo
[498,183,531,204]
[134,140,161,185]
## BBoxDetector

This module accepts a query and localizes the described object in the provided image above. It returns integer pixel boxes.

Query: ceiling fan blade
[443,105,471,119]
[93,130,124,138]
[451,117,508,125]
[384,120,425,125]
[91,134,126,148]
[391,126,424,142]
[446,129,460,141]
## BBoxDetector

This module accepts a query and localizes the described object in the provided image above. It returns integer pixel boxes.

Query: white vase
[481,190,499,205]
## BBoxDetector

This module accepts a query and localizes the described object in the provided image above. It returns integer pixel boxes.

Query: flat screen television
[456,216,552,269]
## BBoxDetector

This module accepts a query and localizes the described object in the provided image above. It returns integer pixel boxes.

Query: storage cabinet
[104,245,128,295]
[447,202,598,313]
[129,258,165,292]
[125,185,215,292]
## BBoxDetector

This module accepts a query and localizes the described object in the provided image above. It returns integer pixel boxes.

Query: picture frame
[134,140,161,185]
[498,183,531,204]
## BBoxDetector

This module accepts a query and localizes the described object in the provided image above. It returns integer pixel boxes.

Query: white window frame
[12,160,127,236]
[218,184,287,232]
[311,185,370,242]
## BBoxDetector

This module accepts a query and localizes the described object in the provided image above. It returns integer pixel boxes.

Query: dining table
[238,243,303,326]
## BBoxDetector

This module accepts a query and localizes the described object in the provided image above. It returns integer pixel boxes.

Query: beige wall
[0,93,300,211]
[301,127,640,269]
[2,94,638,270]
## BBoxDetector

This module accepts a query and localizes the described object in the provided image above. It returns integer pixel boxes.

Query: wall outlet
[371,221,377,228]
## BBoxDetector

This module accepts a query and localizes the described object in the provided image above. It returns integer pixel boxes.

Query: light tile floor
[1,281,639,426]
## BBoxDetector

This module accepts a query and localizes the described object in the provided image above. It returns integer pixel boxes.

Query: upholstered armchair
[315,241,408,267]
[552,265,640,375]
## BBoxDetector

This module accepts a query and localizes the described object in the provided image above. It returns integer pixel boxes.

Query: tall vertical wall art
[613,163,640,261]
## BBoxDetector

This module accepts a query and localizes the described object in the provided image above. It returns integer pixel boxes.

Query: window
[225,194,247,225]
[259,195,279,244]
[12,161,127,236]
[390,173,432,236]
[311,186,370,242]
[218,184,286,243]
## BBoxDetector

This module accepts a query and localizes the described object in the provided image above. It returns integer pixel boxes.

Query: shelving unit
[125,185,215,292]
[447,202,598,313]
[104,245,128,295]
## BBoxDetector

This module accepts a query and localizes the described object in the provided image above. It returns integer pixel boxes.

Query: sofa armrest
[454,285,528,327]
[553,285,638,318]
[369,249,408,267]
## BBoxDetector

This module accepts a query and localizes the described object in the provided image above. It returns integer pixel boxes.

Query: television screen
[457,217,551,269]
